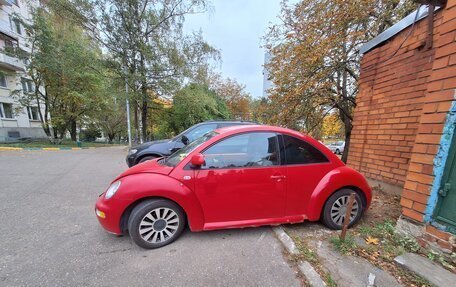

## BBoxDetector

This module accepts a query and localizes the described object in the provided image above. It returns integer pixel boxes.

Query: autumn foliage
[264,0,415,161]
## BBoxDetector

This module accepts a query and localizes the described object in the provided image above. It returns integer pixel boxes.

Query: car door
[279,134,334,216]
[193,132,286,224]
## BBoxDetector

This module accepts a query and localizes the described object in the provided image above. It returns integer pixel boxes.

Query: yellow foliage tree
[322,114,343,139]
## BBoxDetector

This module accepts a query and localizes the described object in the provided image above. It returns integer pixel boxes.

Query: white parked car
[326,141,345,155]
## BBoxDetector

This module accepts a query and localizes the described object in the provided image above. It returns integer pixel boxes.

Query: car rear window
[280,135,328,165]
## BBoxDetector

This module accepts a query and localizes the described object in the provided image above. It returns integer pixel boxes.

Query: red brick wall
[349,1,456,251]
[348,14,436,188]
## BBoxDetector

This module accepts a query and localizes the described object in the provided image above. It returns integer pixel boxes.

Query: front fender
[115,173,205,231]
[306,166,372,221]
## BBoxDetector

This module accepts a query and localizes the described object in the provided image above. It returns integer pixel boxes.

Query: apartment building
[0,0,45,142]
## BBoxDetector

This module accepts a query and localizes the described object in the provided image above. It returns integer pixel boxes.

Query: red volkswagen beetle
[95,125,371,249]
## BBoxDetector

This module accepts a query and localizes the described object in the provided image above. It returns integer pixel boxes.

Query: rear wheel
[128,199,186,249]
[335,148,340,155]
[321,189,363,230]
[138,155,157,164]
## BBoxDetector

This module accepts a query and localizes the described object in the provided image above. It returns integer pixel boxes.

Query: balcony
[0,0,14,7]
[0,52,24,71]
[0,19,18,40]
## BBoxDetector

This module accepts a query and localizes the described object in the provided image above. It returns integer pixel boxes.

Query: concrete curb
[0,146,94,151]
[272,227,327,287]
[272,226,299,254]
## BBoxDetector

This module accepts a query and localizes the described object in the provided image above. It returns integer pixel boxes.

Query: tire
[128,199,186,249]
[321,189,363,230]
[335,149,340,155]
[138,155,157,164]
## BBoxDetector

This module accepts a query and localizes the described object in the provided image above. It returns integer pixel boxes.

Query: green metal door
[434,132,456,228]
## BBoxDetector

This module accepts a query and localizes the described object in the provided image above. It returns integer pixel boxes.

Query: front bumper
[95,194,131,235]
[126,154,136,167]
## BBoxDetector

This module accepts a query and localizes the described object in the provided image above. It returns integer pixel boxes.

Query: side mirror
[181,135,189,145]
[191,153,205,167]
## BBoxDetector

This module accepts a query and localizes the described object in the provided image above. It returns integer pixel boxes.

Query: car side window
[202,132,279,169]
[280,135,328,165]
[185,124,217,142]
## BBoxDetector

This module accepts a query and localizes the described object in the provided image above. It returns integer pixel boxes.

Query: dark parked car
[126,120,256,167]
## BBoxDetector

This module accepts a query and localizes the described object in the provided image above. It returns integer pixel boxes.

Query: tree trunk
[341,116,352,163]
[140,53,148,142]
[134,102,139,144]
[141,85,148,142]
[340,41,352,164]
[108,133,115,143]
[69,119,77,141]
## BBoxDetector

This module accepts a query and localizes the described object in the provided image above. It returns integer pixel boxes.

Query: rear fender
[116,173,205,231]
[306,166,372,221]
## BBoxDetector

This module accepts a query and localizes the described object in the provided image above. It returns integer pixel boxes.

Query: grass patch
[294,238,319,264]
[0,140,125,148]
[292,236,338,287]
[329,235,356,255]
[339,220,440,286]
[324,274,337,287]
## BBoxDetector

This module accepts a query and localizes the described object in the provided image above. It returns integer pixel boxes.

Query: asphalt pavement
[0,147,299,286]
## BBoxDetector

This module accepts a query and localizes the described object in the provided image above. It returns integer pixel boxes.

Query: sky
[183,0,283,98]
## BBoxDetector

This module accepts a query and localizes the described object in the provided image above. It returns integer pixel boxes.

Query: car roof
[200,120,258,124]
[214,124,306,138]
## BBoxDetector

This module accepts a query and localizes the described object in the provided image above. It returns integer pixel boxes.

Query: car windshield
[165,131,218,167]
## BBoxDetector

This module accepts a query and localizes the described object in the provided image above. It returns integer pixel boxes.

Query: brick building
[348,1,456,253]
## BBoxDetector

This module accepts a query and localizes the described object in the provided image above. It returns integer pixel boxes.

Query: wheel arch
[115,173,206,234]
[318,185,367,220]
[120,196,186,234]
[135,153,163,164]
[306,166,372,221]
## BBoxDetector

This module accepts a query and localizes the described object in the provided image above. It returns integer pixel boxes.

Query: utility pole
[125,76,132,148]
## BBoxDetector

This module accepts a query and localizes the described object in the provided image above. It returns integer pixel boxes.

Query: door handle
[270,175,286,180]
[439,182,451,197]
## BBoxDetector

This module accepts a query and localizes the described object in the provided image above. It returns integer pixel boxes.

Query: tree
[208,74,252,120]
[17,1,106,141]
[264,0,415,162]
[322,113,343,139]
[250,97,274,124]
[170,83,230,133]
[95,76,128,143]
[91,0,219,142]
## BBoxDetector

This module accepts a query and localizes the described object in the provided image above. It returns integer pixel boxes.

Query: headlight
[129,149,137,155]
[105,181,121,199]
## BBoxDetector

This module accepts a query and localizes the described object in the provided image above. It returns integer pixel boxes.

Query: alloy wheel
[330,195,359,226]
[138,208,179,243]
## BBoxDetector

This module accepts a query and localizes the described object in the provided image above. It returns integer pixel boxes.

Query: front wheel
[128,199,186,249]
[335,149,340,155]
[321,189,363,230]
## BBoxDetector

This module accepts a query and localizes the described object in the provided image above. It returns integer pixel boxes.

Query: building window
[0,74,7,88]
[4,39,15,54]
[27,106,39,120]
[13,19,21,35]
[0,102,14,119]
[21,78,34,93]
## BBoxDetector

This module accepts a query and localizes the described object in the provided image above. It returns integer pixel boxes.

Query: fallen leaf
[365,236,379,245]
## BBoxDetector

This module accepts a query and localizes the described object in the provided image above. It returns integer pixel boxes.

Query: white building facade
[0,0,45,142]
[262,52,273,98]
